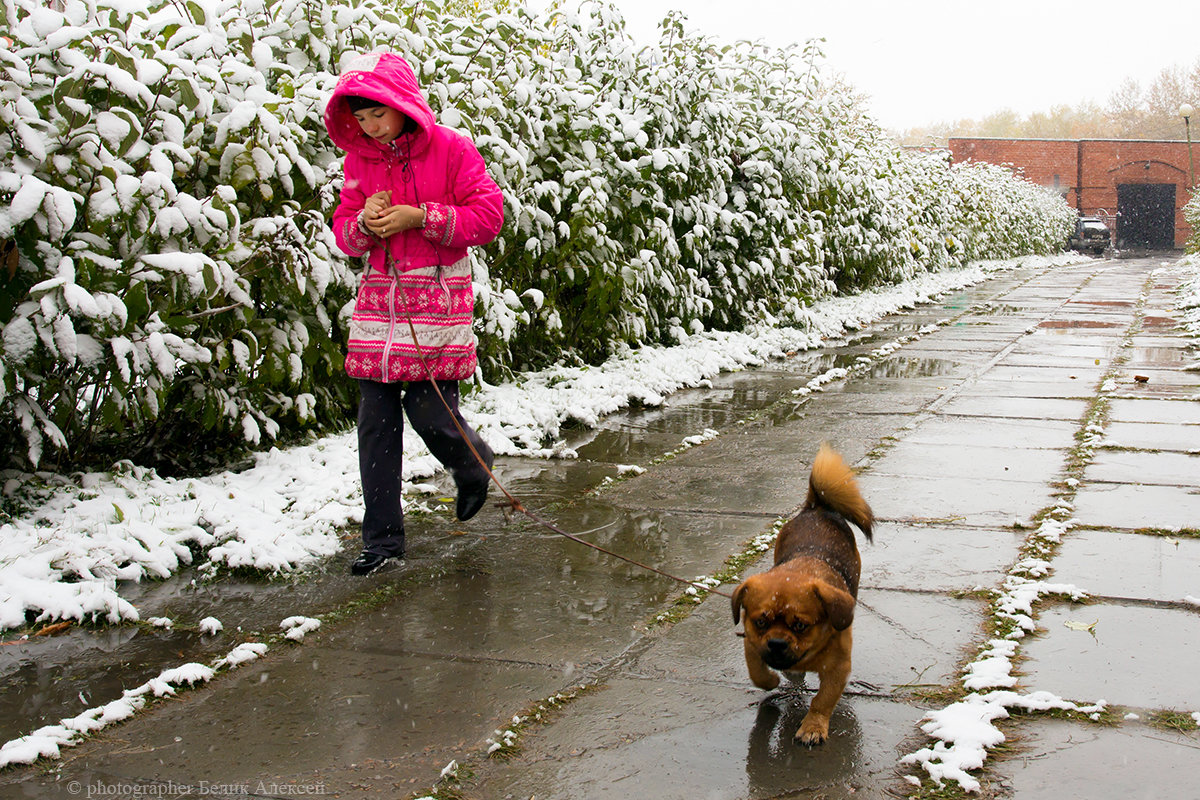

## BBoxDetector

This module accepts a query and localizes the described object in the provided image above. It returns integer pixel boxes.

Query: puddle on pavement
[0,625,213,742]
[1126,346,1190,367]
[1038,319,1125,329]
[1140,315,1180,330]
[865,357,963,379]
[473,678,919,800]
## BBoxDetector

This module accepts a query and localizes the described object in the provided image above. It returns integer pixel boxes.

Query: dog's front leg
[795,656,850,746]
[743,637,780,690]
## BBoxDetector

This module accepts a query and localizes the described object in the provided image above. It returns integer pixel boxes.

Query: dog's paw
[794,714,829,746]
[751,671,781,691]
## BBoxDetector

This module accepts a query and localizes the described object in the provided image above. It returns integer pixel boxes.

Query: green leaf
[202,262,219,296]
[124,283,151,323]
[185,1,206,25]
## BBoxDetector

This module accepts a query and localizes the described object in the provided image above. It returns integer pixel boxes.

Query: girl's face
[353,105,409,145]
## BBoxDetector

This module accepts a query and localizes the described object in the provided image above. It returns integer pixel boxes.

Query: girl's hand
[362,191,392,223]
[364,203,426,238]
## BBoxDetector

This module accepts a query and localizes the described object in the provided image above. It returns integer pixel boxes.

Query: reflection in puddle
[1039,320,1123,329]
[867,358,961,379]
[1129,347,1189,367]
[744,688,865,796]
[0,626,198,742]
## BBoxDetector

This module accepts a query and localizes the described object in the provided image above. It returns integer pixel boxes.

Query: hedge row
[0,0,1074,472]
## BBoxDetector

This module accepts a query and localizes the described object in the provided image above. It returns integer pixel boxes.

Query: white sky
[532,0,1199,132]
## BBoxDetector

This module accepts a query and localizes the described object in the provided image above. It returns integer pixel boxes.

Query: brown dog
[731,443,873,745]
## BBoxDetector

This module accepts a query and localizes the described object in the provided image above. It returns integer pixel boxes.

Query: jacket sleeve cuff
[342,214,374,255]
[420,202,456,247]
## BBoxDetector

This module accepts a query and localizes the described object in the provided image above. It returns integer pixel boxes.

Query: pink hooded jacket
[325,52,504,383]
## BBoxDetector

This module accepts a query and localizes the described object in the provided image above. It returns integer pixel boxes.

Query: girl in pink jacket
[324,51,504,576]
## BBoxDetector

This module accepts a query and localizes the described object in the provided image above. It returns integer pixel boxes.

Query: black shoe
[350,551,392,576]
[455,477,489,521]
[455,445,494,522]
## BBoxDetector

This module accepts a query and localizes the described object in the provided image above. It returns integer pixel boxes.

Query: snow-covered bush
[1185,191,1199,254]
[948,160,1076,261]
[0,0,358,469]
[0,0,1073,471]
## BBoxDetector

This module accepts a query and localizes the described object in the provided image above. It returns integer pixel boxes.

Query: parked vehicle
[1068,216,1111,255]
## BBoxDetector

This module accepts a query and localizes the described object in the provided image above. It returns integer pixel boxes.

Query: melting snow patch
[681,428,719,447]
[902,691,1106,793]
[214,642,268,668]
[961,640,1019,691]
[0,638,271,769]
[792,366,849,396]
[280,616,321,641]
[0,662,214,768]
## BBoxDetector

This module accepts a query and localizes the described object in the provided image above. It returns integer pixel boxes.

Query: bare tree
[898,57,1200,145]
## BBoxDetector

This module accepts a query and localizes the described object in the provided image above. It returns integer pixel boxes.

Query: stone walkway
[2,255,1197,799]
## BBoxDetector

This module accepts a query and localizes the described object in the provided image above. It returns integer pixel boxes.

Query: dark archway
[1116,183,1176,249]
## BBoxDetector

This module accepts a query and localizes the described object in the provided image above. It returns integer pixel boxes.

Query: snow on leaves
[1,0,1073,473]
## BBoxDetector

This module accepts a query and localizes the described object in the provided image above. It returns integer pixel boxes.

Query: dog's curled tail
[805,443,873,540]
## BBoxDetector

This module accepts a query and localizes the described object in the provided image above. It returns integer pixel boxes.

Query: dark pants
[357,379,492,556]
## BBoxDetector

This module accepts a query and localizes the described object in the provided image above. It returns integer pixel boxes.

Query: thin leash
[385,254,733,600]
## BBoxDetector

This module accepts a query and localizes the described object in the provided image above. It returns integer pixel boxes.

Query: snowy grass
[0,254,1086,636]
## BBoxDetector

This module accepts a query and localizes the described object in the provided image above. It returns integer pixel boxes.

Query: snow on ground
[0,253,1088,635]
[0,640,268,768]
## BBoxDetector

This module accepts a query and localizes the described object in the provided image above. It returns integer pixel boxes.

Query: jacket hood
[325,51,437,158]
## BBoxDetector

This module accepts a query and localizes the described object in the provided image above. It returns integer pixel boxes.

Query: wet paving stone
[999,351,1116,369]
[901,415,1079,450]
[814,389,935,415]
[1084,450,1200,487]
[604,459,807,517]
[862,522,1026,593]
[1110,379,1200,401]
[1109,397,1200,425]
[1052,529,1200,603]
[1021,603,1200,709]
[1073,483,1200,531]
[981,364,1109,384]
[43,647,566,799]
[869,441,1066,483]
[890,343,1005,365]
[936,394,1089,421]
[960,378,1096,399]
[1123,343,1195,368]
[1101,421,1200,453]
[994,718,1200,800]
[857,473,1058,528]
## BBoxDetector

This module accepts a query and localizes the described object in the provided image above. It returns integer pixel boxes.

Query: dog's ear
[731,579,750,625]
[814,582,856,631]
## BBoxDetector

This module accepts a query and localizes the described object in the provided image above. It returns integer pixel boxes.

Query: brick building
[949,138,1195,249]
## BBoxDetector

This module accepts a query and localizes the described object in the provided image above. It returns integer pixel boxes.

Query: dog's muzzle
[763,638,797,670]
